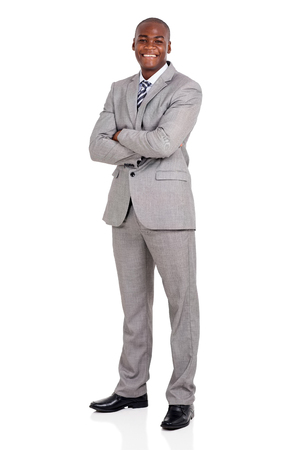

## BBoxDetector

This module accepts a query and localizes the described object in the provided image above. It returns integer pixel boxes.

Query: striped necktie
[137,80,151,109]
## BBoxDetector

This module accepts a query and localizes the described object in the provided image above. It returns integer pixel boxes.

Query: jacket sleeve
[117,81,202,159]
[89,83,142,165]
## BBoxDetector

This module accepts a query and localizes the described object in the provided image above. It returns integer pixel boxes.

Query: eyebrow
[138,35,165,39]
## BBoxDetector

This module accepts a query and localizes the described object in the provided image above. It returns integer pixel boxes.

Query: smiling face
[132,21,171,80]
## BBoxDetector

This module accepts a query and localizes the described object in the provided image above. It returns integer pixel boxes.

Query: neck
[141,69,155,80]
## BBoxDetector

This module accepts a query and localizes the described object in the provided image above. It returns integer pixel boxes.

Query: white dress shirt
[139,62,169,94]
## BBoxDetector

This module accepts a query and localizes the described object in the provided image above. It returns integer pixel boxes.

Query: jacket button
[130,172,135,177]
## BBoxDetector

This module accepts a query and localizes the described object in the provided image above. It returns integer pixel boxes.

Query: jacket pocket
[112,167,120,178]
[155,170,188,181]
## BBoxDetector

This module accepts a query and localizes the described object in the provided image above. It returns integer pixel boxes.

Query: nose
[144,41,156,49]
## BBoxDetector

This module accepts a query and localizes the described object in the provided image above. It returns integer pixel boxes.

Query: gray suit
[90,62,202,229]
[90,62,202,405]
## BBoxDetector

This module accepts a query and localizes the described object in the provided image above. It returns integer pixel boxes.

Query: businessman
[89,17,202,430]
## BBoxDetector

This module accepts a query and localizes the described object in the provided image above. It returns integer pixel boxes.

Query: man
[89,17,202,430]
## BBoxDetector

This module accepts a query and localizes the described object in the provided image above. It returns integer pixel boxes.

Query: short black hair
[135,18,171,40]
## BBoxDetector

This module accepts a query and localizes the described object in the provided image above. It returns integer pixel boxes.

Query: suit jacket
[89,62,202,230]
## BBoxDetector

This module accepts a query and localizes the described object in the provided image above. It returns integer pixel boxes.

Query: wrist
[113,130,122,141]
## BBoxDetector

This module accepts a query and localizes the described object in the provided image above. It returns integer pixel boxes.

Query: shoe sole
[90,400,148,413]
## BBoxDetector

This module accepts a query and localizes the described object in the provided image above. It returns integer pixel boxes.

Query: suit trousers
[112,202,200,405]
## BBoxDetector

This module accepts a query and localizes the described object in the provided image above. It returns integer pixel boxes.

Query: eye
[139,39,147,42]
[155,40,163,44]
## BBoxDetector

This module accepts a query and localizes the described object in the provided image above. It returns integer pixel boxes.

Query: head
[132,18,171,79]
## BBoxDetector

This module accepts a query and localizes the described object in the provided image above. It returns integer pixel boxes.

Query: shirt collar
[139,62,169,85]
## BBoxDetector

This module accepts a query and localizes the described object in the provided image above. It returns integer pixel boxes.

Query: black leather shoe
[89,393,148,413]
[161,405,194,430]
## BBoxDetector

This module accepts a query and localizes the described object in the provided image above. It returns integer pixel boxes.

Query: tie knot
[140,80,151,89]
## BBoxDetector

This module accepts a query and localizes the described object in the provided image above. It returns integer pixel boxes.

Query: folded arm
[89,83,142,165]
[117,82,202,159]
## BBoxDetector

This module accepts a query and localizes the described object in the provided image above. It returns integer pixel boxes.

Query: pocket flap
[155,170,188,181]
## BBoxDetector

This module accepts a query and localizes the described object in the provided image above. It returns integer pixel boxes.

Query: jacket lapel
[135,62,176,130]
[126,73,140,126]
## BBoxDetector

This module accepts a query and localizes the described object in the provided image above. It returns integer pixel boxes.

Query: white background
[1,1,299,449]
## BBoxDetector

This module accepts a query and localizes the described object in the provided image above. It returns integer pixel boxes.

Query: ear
[132,38,135,51]
[167,41,172,54]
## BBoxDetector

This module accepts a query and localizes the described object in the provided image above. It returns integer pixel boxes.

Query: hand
[112,130,122,141]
